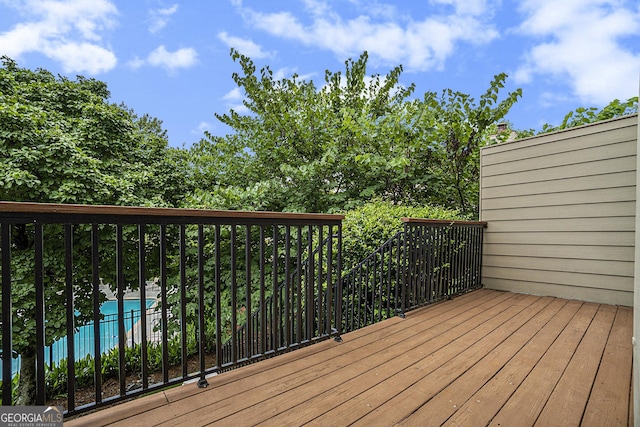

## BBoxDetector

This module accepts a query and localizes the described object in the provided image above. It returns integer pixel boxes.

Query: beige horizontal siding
[484,140,635,177]
[483,255,634,277]
[485,231,634,246]
[486,217,634,233]
[482,156,636,188]
[482,172,636,200]
[484,278,632,306]
[483,266,633,292]
[480,114,637,306]
[482,123,637,166]
[482,114,637,158]
[484,187,635,210]
[481,201,635,221]
[483,244,634,262]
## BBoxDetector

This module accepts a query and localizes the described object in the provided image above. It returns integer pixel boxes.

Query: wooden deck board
[533,304,617,427]
[393,297,572,427]
[346,295,558,427]
[65,289,633,427]
[247,292,533,426]
[581,306,633,426]
[486,302,599,426]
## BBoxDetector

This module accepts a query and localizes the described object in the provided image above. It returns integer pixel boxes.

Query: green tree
[190,50,421,213]
[0,57,191,404]
[540,96,638,134]
[427,76,522,214]
[510,96,639,139]
[191,49,521,216]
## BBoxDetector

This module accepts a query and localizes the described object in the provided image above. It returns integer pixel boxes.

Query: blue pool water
[4,299,155,377]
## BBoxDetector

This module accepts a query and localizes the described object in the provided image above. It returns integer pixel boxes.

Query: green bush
[341,200,463,270]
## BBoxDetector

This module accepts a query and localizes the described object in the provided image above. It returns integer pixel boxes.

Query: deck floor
[66,289,633,426]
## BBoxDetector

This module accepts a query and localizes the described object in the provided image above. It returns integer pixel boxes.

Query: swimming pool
[47,299,156,363]
[5,299,155,376]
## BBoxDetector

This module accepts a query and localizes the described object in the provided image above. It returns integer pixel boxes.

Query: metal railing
[220,233,340,366]
[0,202,486,418]
[341,219,486,333]
[0,202,343,416]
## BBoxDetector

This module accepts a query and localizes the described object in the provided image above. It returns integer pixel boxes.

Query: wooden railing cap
[0,201,345,221]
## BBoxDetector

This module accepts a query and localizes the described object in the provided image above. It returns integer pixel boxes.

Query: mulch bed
[47,353,217,411]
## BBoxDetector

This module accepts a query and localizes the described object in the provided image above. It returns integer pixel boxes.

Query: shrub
[341,200,463,270]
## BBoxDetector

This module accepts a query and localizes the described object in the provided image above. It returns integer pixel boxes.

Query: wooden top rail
[0,201,344,222]
[402,218,488,227]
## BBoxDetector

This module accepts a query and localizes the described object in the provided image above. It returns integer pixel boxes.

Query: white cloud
[218,32,272,58]
[0,0,118,74]
[221,87,249,114]
[48,42,117,74]
[233,1,498,71]
[191,121,212,135]
[515,0,640,104]
[149,4,178,33]
[127,56,145,70]
[147,45,198,71]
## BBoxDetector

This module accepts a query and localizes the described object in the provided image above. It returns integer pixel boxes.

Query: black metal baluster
[295,226,302,347]
[272,226,279,349]
[259,226,266,356]
[306,226,313,340]
[159,225,168,384]
[214,225,222,369]
[385,237,393,318]
[197,225,208,387]
[91,223,102,403]
[116,225,126,397]
[375,243,382,323]
[230,225,237,363]
[65,224,75,410]
[245,225,252,359]
[179,225,187,379]
[1,223,11,405]
[316,227,323,337]
[34,224,45,405]
[138,225,148,390]
[335,223,343,338]
[394,233,401,316]
[400,223,408,316]
[284,226,291,347]
[325,227,334,340]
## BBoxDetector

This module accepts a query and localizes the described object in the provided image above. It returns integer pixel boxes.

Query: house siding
[480,114,638,306]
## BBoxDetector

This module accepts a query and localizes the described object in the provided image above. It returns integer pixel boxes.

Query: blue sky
[0,0,639,147]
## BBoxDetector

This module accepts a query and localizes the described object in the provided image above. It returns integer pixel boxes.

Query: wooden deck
[66,289,633,426]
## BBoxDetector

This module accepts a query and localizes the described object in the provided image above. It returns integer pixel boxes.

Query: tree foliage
[541,96,638,133]
[190,49,522,216]
[0,56,191,404]
[513,96,639,139]
[1,51,524,404]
